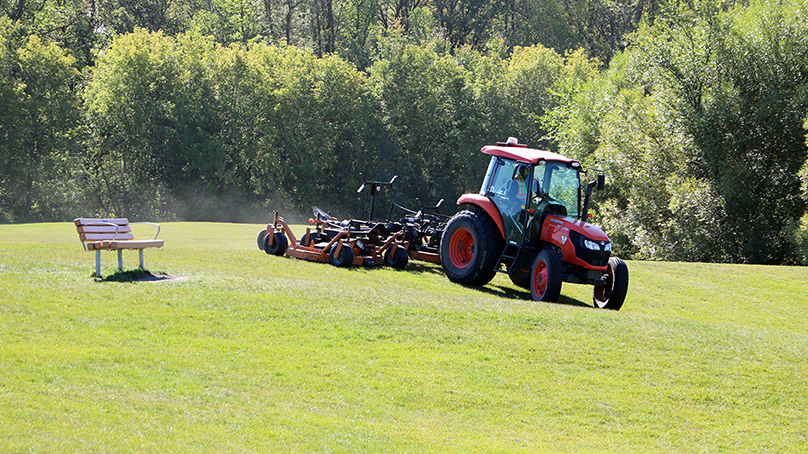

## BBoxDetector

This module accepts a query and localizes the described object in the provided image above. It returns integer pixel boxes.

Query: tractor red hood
[544,215,610,242]
[541,215,610,270]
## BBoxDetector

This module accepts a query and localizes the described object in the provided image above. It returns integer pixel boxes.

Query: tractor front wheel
[440,209,503,286]
[264,232,288,256]
[593,257,629,310]
[530,249,563,302]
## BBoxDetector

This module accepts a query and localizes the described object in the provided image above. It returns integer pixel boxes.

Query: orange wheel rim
[449,228,474,268]
[533,259,548,297]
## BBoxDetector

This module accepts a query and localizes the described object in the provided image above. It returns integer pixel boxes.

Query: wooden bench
[74,218,164,277]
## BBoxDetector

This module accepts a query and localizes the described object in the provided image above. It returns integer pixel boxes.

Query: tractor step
[495,245,520,274]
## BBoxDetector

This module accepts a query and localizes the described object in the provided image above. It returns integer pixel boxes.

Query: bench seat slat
[86,239,164,250]
[110,240,164,249]
[77,225,132,234]
[80,233,136,241]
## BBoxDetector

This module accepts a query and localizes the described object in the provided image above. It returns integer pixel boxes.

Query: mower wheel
[329,243,354,267]
[440,209,503,286]
[530,249,563,302]
[264,232,288,256]
[384,247,409,269]
[300,232,312,247]
[257,229,267,250]
[593,257,629,310]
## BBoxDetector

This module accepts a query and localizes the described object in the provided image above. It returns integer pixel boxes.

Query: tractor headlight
[604,242,612,252]
[583,239,601,251]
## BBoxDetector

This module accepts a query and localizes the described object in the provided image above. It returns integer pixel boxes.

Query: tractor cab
[478,138,592,246]
[484,156,583,246]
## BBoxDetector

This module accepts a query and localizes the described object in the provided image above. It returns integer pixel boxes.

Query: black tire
[530,249,563,302]
[329,243,354,267]
[508,263,531,289]
[593,257,629,310]
[384,247,409,269]
[257,229,267,250]
[300,232,313,247]
[263,232,288,256]
[440,209,504,286]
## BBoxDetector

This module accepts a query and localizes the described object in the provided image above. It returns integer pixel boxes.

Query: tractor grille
[568,230,610,267]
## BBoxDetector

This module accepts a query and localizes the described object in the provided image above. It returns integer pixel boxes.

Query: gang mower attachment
[258,209,406,268]
[257,175,409,268]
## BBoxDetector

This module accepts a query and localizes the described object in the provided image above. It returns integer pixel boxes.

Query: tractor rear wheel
[384,247,409,269]
[593,257,629,310]
[440,209,504,286]
[530,249,563,302]
[329,243,354,267]
[257,229,267,250]
[264,232,288,256]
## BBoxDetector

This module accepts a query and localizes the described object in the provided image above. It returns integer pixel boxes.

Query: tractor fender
[456,193,505,239]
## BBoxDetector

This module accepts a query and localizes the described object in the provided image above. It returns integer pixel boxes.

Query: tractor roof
[481,144,579,166]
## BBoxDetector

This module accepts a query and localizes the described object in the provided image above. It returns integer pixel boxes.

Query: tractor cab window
[533,161,580,218]
[487,159,530,245]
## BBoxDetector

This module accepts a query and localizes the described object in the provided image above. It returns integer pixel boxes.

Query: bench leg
[95,250,102,278]
[117,249,123,272]
[139,249,145,269]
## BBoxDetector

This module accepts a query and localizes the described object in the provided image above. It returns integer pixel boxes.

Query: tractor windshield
[532,161,580,218]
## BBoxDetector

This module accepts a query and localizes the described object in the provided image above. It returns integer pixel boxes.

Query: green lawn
[1,222,806,452]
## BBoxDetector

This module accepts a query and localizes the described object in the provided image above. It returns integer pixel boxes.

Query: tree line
[1,0,807,264]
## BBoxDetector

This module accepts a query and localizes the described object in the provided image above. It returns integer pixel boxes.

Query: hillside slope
[1,222,806,452]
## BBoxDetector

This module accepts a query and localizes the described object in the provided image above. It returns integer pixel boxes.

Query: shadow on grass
[338,258,444,275]
[471,282,592,308]
[388,261,444,276]
[287,256,592,308]
[95,269,184,283]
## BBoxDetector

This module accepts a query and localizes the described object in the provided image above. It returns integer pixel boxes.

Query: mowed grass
[1,222,806,453]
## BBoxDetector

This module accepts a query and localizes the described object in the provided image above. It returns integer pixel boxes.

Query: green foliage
[0,20,84,222]
[554,0,808,264]
[254,45,384,216]
[369,42,481,205]
[83,29,181,217]
[3,0,808,265]
[0,0,101,69]
[83,30,383,221]
[502,45,565,147]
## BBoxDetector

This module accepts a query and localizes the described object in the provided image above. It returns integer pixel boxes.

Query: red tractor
[439,138,629,310]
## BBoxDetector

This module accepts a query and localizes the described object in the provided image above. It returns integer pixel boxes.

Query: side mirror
[596,173,605,191]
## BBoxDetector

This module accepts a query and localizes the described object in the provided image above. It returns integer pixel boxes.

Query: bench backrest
[74,218,135,242]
